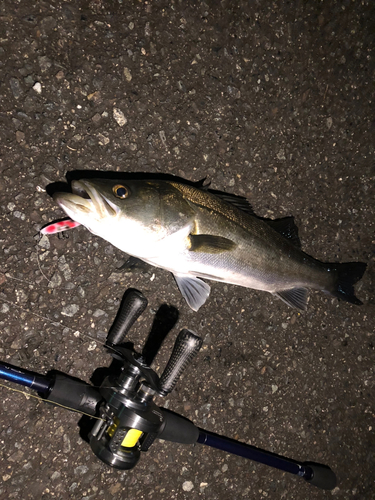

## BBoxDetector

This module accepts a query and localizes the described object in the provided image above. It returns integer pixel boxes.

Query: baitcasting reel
[89,290,202,469]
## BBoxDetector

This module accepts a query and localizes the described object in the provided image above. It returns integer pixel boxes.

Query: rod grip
[107,289,148,346]
[45,373,102,416]
[158,409,199,443]
[159,329,202,396]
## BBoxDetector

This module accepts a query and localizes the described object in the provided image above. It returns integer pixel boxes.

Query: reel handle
[107,289,148,346]
[159,329,202,396]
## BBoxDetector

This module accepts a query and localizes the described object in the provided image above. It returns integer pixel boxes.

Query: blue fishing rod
[0,289,336,490]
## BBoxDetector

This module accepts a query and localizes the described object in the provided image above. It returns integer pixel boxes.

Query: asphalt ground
[0,1,374,499]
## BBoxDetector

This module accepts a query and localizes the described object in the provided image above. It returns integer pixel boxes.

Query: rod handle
[159,329,202,396]
[107,289,148,346]
[158,409,199,443]
[46,373,102,416]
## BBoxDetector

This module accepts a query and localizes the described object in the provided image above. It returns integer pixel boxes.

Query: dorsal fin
[194,178,211,189]
[211,192,254,215]
[265,217,301,248]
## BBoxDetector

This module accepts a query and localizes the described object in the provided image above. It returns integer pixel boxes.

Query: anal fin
[274,288,308,311]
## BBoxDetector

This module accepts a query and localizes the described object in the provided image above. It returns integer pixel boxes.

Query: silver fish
[53,178,366,311]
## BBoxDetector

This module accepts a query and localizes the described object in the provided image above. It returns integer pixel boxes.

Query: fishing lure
[40,219,81,235]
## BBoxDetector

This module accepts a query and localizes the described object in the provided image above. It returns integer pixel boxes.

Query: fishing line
[5,274,36,286]
[0,297,101,345]
[0,382,104,420]
[35,233,55,284]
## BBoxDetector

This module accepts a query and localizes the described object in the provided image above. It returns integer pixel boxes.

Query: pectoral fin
[174,274,211,311]
[188,234,237,253]
[274,288,308,311]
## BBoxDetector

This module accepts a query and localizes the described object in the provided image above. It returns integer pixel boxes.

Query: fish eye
[113,184,129,199]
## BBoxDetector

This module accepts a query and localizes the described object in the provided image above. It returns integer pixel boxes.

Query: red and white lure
[40,219,81,235]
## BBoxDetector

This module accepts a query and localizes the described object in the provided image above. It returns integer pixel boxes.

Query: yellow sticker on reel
[121,429,143,448]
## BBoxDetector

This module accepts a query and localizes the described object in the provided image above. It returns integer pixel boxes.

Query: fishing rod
[0,289,337,490]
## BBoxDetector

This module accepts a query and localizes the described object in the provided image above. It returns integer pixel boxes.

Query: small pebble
[61,304,79,317]
[182,481,194,492]
[93,309,105,317]
[113,107,127,126]
[38,55,52,72]
[9,77,23,99]
[48,272,62,288]
[33,82,42,94]
[97,132,110,145]
[88,341,97,351]
[0,304,10,313]
[16,131,25,143]
[123,67,132,82]
[38,235,51,249]
[74,465,88,475]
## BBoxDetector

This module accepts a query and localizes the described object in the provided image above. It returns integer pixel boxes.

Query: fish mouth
[53,180,117,220]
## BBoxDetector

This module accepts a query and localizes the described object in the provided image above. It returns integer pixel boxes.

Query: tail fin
[329,262,367,305]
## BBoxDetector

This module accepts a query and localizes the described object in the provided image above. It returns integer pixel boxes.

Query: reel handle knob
[159,329,202,396]
[107,289,148,346]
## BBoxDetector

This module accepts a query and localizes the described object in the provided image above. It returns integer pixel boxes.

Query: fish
[41,219,81,235]
[52,178,366,311]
